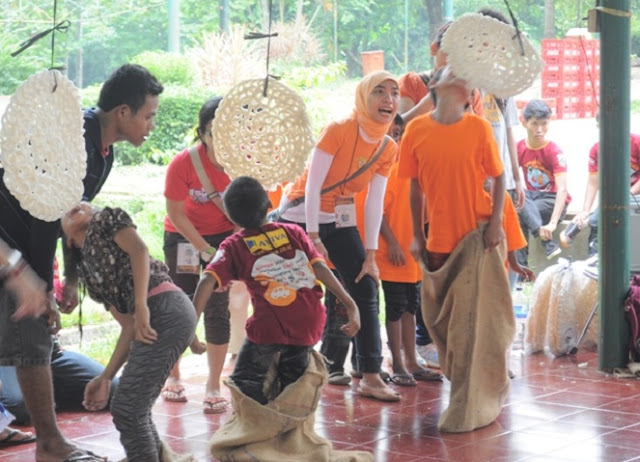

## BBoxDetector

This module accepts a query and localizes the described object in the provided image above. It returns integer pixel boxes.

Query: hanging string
[11,0,68,83]
[244,0,279,96]
[503,0,525,56]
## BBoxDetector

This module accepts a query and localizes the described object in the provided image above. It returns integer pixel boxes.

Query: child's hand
[515,265,536,283]
[387,241,406,267]
[410,236,429,267]
[483,221,504,252]
[134,304,158,345]
[539,223,556,241]
[340,315,360,338]
[83,376,111,411]
[189,336,207,354]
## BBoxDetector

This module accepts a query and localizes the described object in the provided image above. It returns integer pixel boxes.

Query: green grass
[632,100,640,113]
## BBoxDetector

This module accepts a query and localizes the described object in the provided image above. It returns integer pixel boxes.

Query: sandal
[349,370,391,381]
[390,373,417,387]
[356,383,401,402]
[160,383,187,402]
[328,371,351,386]
[0,427,36,447]
[203,396,228,414]
[411,368,443,382]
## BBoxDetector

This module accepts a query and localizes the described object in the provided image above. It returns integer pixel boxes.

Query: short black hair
[523,99,552,121]
[478,8,510,24]
[194,96,223,144]
[223,176,270,229]
[97,64,164,113]
[393,113,404,128]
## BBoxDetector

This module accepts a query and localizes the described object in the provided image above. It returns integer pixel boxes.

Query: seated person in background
[561,115,640,255]
[516,99,570,266]
[0,336,119,425]
[193,176,360,405]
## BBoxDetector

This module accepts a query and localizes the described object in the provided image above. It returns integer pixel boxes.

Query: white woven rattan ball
[0,70,85,221]
[442,13,544,98]
[212,77,314,190]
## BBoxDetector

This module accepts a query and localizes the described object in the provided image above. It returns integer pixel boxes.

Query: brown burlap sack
[210,350,373,462]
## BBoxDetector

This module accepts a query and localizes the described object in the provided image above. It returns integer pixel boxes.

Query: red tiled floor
[2,349,640,462]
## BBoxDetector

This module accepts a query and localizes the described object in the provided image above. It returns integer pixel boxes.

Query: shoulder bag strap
[277,135,392,216]
[188,146,227,214]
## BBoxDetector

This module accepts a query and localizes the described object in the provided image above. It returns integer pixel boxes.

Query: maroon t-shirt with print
[204,223,326,346]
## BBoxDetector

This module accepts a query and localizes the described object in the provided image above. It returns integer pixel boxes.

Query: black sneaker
[543,239,561,260]
[560,222,581,247]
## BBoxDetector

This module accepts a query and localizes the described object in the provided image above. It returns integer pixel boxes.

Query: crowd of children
[1,7,608,459]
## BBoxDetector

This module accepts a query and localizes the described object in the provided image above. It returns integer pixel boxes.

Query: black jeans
[230,340,311,405]
[282,221,383,373]
[516,191,566,266]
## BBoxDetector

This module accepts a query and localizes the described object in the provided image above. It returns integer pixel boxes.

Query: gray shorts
[0,286,53,366]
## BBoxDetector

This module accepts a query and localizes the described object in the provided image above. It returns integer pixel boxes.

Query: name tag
[335,196,356,228]
[176,242,199,274]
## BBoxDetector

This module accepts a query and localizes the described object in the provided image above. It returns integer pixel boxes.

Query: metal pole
[598,0,631,370]
[443,0,453,21]
[219,0,230,35]
[168,0,180,52]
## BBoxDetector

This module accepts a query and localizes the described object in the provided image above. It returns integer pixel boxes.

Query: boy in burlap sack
[192,176,372,461]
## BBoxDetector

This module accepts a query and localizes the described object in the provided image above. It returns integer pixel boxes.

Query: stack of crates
[541,38,600,119]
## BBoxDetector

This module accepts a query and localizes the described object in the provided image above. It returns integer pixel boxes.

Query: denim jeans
[283,221,383,373]
[516,191,566,266]
[0,337,119,425]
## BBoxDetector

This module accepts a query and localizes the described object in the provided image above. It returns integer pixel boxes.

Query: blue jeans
[0,337,119,425]
[283,221,383,373]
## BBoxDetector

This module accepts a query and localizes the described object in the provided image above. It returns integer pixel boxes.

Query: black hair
[194,96,223,144]
[478,8,510,25]
[393,113,404,128]
[223,176,270,229]
[523,99,552,121]
[97,64,164,113]
[433,21,453,49]
[428,67,445,106]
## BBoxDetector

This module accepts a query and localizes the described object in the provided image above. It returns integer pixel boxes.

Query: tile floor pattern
[2,349,640,462]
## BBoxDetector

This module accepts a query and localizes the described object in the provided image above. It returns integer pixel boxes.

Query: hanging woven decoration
[0,69,85,221]
[212,77,314,190]
[441,13,544,98]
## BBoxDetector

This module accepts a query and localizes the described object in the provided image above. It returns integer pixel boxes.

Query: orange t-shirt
[286,118,397,213]
[503,193,526,252]
[398,112,503,253]
[398,72,484,115]
[355,163,421,283]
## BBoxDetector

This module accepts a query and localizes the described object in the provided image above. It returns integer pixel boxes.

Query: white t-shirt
[482,94,519,190]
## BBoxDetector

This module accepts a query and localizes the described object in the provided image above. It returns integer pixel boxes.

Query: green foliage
[281,61,347,89]
[131,51,199,87]
[0,35,51,94]
[632,100,640,114]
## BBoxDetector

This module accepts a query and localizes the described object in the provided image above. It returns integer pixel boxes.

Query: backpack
[624,275,640,362]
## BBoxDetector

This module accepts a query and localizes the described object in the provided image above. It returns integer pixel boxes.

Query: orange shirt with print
[398,112,503,253]
[286,119,397,213]
[398,72,484,116]
[355,163,421,283]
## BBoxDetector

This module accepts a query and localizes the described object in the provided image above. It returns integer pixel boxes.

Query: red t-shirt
[588,134,640,187]
[518,140,570,201]
[163,144,235,235]
[204,223,326,346]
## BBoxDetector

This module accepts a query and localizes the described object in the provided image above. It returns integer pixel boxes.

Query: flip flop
[411,369,443,382]
[328,371,352,386]
[160,383,187,402]
[0,428,36,447]
[356,383,401,402]
[390,373,417,387]
[203,396,228,414]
